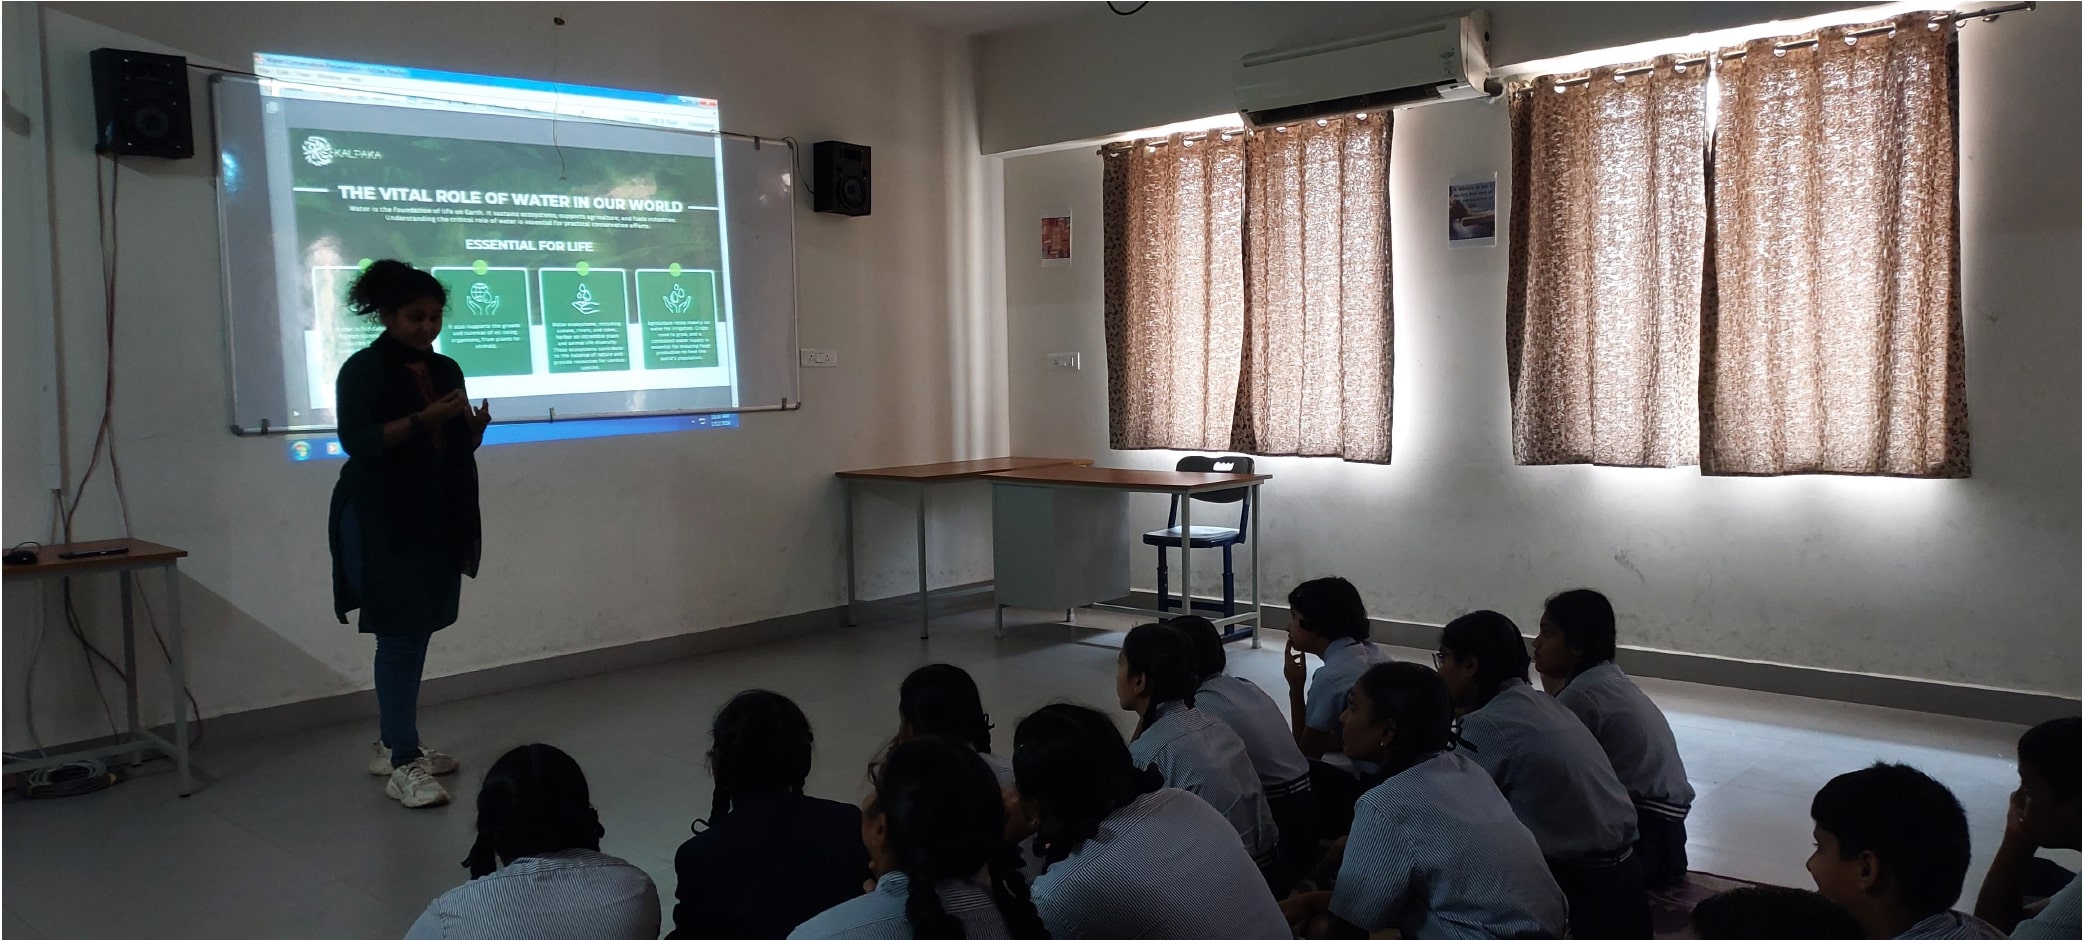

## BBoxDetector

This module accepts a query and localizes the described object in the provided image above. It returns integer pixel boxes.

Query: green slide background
[635,269,719,369]
[540,268,631,373]
[432,267,534,376]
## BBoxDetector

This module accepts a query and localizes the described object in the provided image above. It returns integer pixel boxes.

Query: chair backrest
[1166,455,1254,538]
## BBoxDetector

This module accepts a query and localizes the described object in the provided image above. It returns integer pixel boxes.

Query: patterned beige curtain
[1706,14,1967,476]
[1507,57,1710,467]
[1102,133,1247,452]
[1242,114,1394,464]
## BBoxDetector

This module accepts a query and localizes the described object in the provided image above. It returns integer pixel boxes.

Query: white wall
[999,4,2081,696]
[1,1,1009,748]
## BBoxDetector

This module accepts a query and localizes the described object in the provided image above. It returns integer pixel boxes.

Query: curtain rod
[1098,112,1389,154]
[1543,2,2032,88]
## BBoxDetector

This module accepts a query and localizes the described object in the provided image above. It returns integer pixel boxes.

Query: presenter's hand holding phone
[470,399,492,431]
[420,389,470,424]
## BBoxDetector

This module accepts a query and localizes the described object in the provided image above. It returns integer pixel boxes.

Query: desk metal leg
[916,483,930,640]
[120,571,140,765]
[1250,484,1262,650]
[1180,495,1194,624]
[842,481,858,627]
[995,605,1005,638]
[165,563,192,797]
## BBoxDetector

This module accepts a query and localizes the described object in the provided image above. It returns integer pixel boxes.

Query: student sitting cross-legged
[407,743,660,940]
[1279,662,1567,940]
[1010,703,1292,940]
[891,663,1014,788]
[1279,576,1393,838]
[1808,763,2007,940]
[1439,610,1652,940]
[669,690,870,940]
[1169,614,1320,887]
[1531,588,1696,891]
[1974,717,2081,938]
[787,737,1049,940]
[1117,622,1283,886]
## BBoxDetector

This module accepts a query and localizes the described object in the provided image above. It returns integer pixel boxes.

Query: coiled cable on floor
[25,759,117,800]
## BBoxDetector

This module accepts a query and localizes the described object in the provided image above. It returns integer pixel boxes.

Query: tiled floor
[2,606,2069,938]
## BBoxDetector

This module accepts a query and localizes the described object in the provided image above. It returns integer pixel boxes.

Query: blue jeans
[374,634,430,768]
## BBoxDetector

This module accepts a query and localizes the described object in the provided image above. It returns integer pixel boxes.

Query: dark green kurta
[328,333,482,636]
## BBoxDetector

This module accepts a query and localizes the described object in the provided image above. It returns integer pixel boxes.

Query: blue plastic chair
[1144,455,1254,618]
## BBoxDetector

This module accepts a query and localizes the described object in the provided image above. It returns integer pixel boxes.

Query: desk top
[837,456,1093,482]
[2,538,188,579]
[983,465,1271,494]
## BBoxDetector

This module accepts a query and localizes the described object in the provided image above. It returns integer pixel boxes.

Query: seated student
[1279,662,1566,940]
[1279,576,1392,837]
[407,743,659,940]
[789,737,1049,940]
[893,663,1013,788]
[1686,886,1865,940]
[1117,623,1282,881]
[1169,615,1318,884]
[1976,717,2081,938]
[1439,610,1652,940]
[1808,763,2006,940]
[1532,588,1696,890]
[670,690,870,940]
[1010,703,1291,939]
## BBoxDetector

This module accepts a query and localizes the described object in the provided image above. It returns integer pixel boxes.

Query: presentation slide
[229,54,758,433]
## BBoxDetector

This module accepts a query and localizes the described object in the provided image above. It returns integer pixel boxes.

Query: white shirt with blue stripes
[404,850,660,940]
[1030,788,1291,940]
[1554,661,1695,819]
[1193,674,1312,794]
[1330,750,1568,939]
[787,871,1015,940]
[1128,700,1280,862]
[1457,679,1639,861]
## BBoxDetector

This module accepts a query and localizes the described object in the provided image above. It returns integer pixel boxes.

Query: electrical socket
[801,348,838,368]
[1047,352,1081,371]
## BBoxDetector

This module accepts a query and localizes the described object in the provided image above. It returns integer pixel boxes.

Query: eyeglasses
[1432,651,1446,669]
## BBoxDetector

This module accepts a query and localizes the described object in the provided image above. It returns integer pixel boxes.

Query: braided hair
[1349,662,1457,777]
[698,690,813,832]
[461,743,604,878]
[898,664,995,754]
[1012,704,1164,869]
[1121,623,1200,735]
[869,738,1050,940]
[345,259,447,319]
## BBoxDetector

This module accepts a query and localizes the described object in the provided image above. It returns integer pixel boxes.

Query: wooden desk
[3,538,196,795]
[982,466,1271,645]
[836,457,1092,638]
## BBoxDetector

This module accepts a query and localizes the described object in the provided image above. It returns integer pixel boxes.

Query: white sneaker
[368,742,460,776]
[385,760,451,809]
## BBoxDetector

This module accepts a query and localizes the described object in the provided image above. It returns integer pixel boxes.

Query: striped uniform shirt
[978,749,1017,789]
[1892,911,2009,939]
[1555,662,1695,821]
[1194,674,1312,798]
[1129,700,1281,862]
[2011,875,2082,940]
[405,850,660,940]
[787,871,1014,940]
[1030,788,1292,940]
[1330,751,1568,939]
[1457,679,1639,861]
[1306,637,1394,775]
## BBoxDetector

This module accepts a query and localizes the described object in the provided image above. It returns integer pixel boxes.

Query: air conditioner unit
[1234,13,1492,127]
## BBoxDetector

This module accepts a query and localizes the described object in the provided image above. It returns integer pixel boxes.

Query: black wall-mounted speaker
[812,140,870,217]
[90,48,194,159]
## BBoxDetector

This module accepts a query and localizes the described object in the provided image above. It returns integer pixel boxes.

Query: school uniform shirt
[669,792,871,940]
[977,749,1017,789]
[1029,788,1292,940]
[2011,874,2082,940]
[1890,911,2008,939]
[405,850,659,940]
[787,871,1013,940]
[1555,662,1695,822]
[1194,674,1312,794]
[1330,751,1568,939]
[1306,638,1394,775]
[1457,679,1639,861]
[1128,701,1281,862]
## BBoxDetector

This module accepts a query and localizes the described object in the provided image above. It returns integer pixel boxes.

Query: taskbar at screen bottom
[286,412,739,462]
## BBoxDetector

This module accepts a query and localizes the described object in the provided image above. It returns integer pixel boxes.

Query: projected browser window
[250,54,739,417]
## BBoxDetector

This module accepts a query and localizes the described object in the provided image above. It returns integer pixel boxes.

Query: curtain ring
[1773,46,1787,57]
[1613,72,1626,82]
[1316,118,1328,126]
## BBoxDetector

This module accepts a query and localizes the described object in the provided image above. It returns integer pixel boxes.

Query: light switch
[1047,352,1081,371]
[801,348,839,368]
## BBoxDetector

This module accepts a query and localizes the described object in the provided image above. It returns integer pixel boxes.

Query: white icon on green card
[663,283,693,315]
[572,283,602,316]
[465,282,501,317]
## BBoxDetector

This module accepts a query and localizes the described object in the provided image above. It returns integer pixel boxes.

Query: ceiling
[868,1,1092,36]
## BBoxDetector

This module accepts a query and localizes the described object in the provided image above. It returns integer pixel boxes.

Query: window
[1103,114,1394,464]
[1508,12,1966,477]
